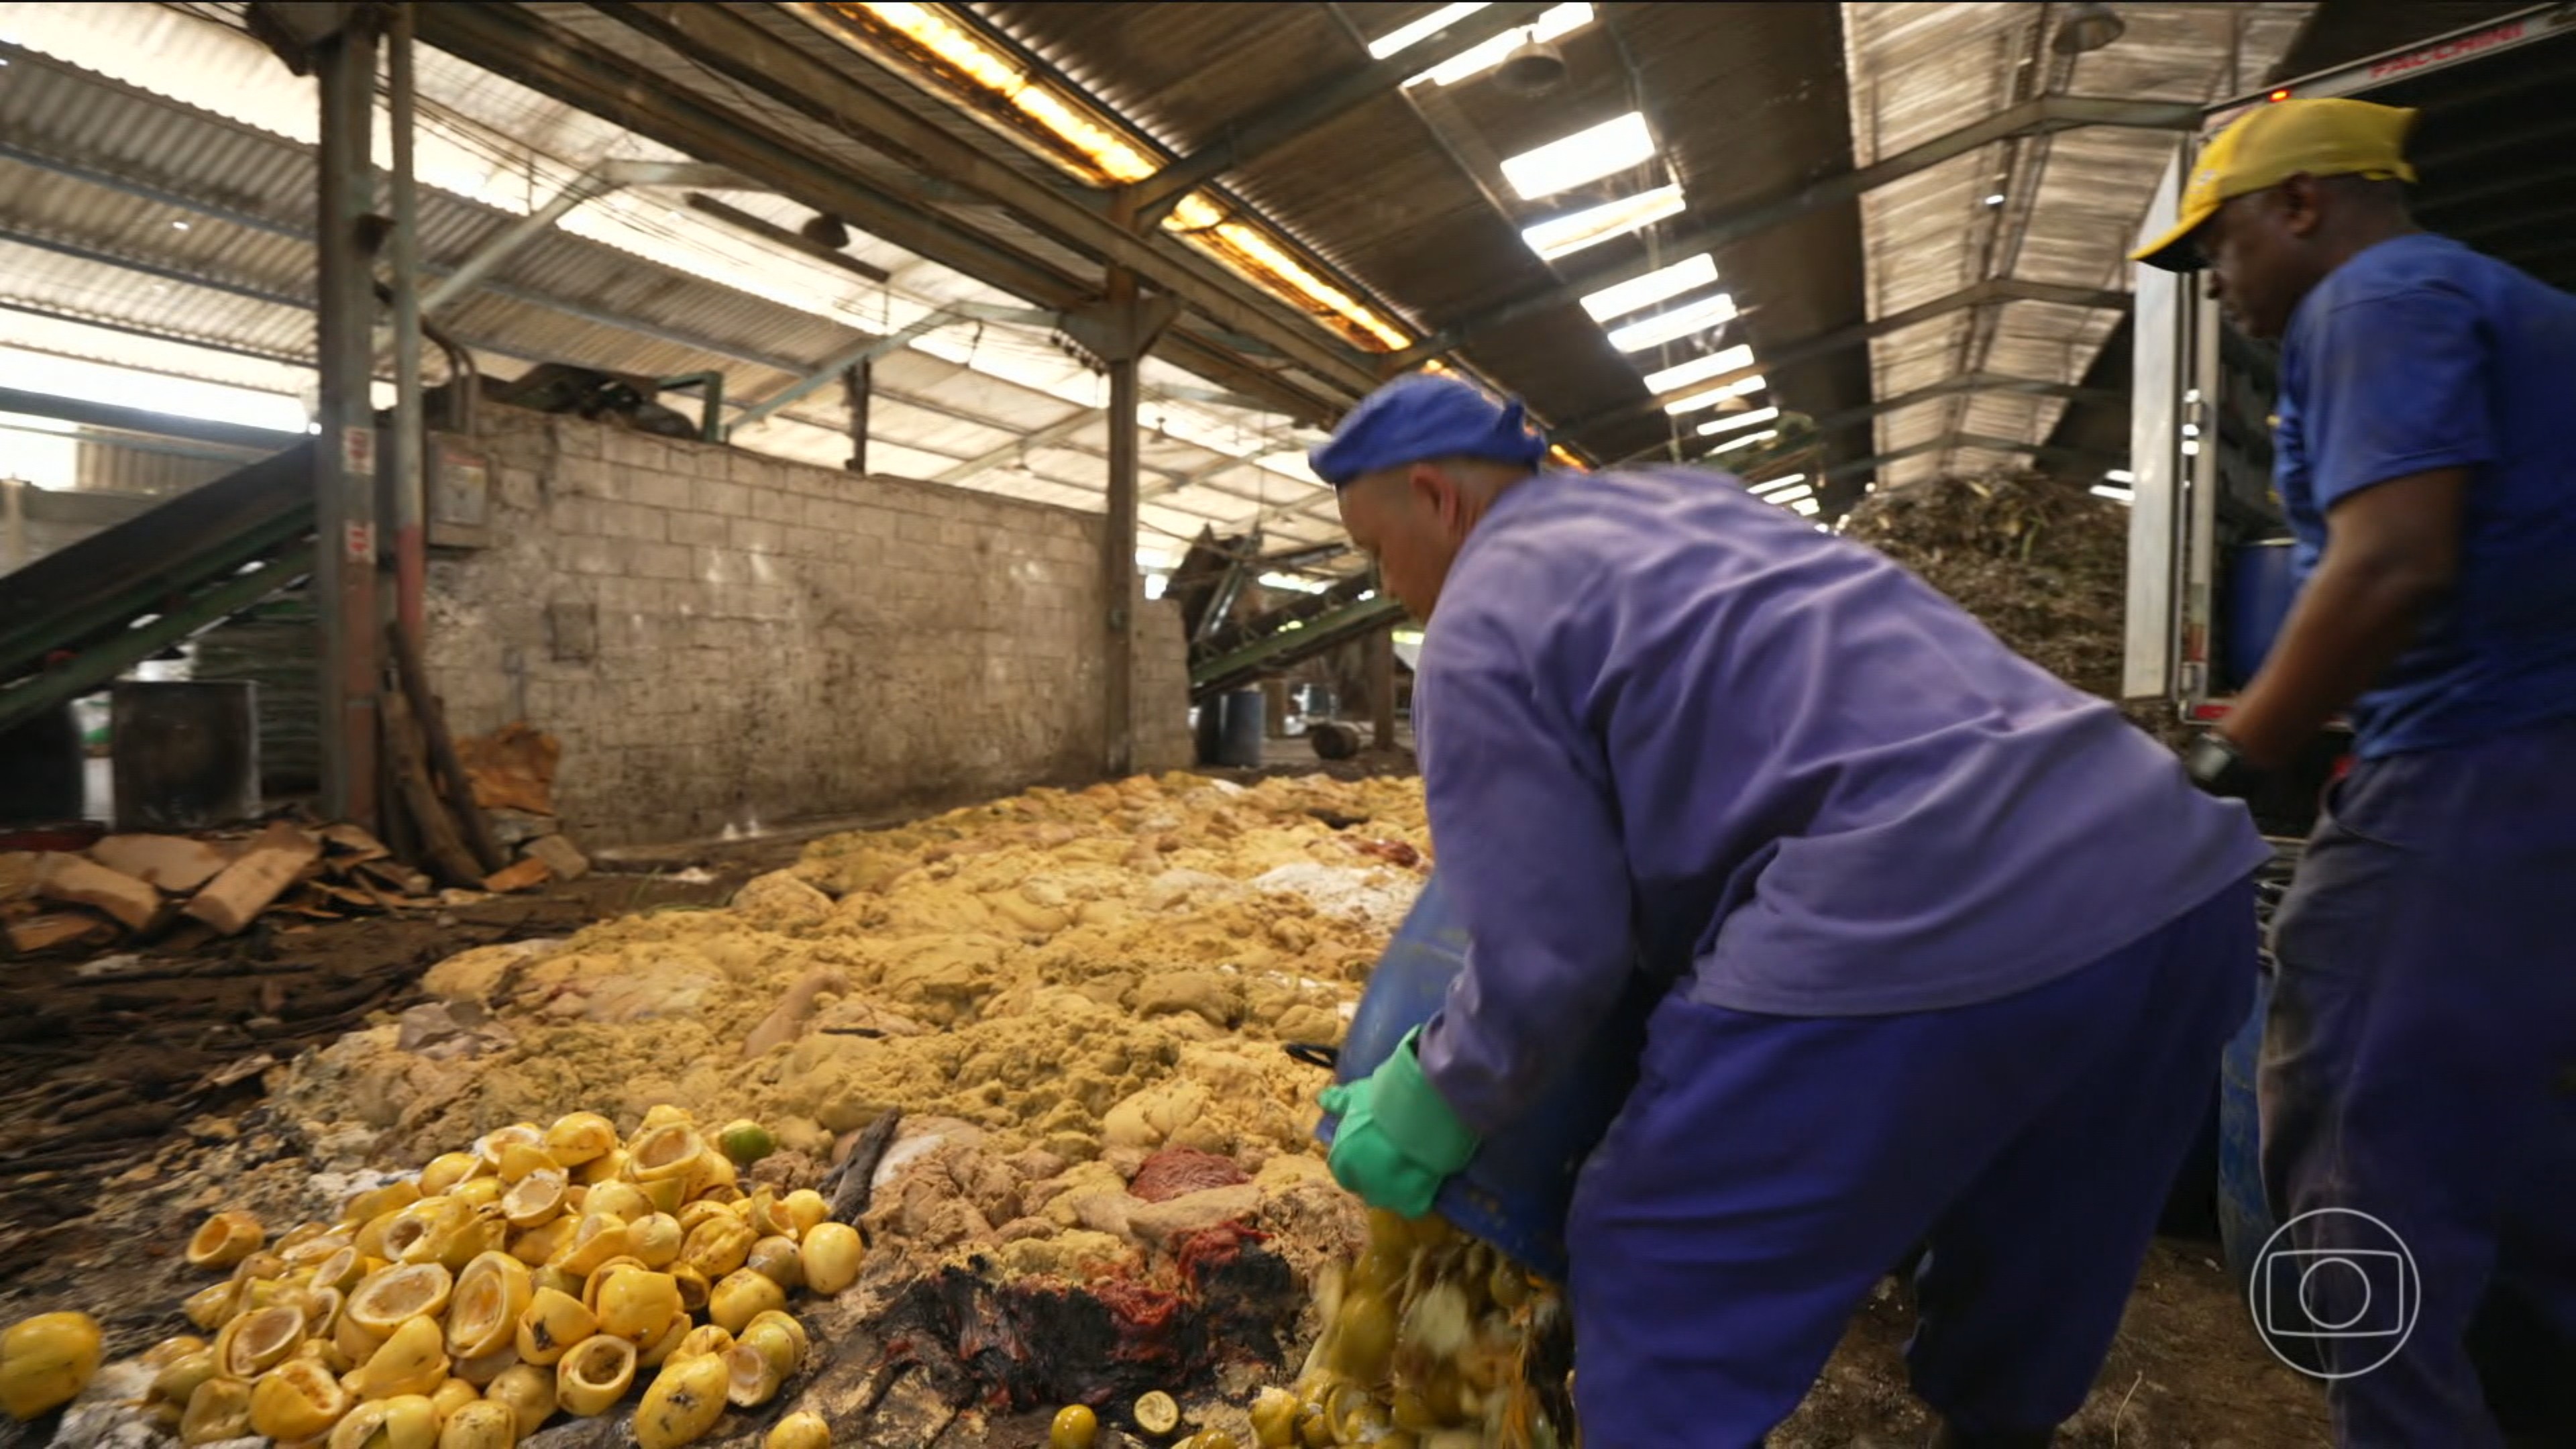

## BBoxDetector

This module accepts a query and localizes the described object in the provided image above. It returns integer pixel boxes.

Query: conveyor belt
[0,442,316,734]
[1188,574,1403,702]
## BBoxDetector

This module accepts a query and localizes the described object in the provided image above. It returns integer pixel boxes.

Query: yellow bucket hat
[2131,97,2420,272]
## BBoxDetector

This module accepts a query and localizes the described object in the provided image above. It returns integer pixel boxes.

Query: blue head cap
[1308,374,1548,489]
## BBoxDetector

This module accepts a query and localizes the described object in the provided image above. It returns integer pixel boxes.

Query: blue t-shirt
[2273,233,2576,758]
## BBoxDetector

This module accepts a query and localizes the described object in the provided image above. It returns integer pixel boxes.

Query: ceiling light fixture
[2090,483,2136,504]
[1663,374,1766,415]
[1368,2,1491,59]
[1501,112,1656,201]
[1413,3,1595,87]
[1750,473,1808,496]
[2104,467,2136,484]
[847,3,1411,350]
[1607,292,1738,353]
[1789,496,1821,517]
[1695,406,1780,437]
[1705,429,1778,457]
[1580,252,1716,320]
[1496,36,1570,95]
[1521,185,1686,260]
[1643,343,1755,396]
[2053,2,2127,55]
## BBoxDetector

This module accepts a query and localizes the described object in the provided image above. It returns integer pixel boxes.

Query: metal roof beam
[421,159,745,315]
[0,386,302,452]
[414,2,1339,427]
[1125,1,1555,227]
[588,1,1386,396]
[1389,94,2198,369]
[683,192,894,284]
[1141,449,1272,502]
[1568,278,2130,439]
[932,407,1100,484]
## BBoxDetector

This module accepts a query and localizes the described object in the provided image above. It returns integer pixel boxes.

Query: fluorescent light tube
[1580,252,1717,321]
[1696,406,1780,437]
[1521,186,1685,261]
[1608,292,1738,352]
[1662,374,1766,415]
[1369,3,1489,58]
[1501,113,1655,201]
[1706,429,1777,457]
[1643,344,1756,396]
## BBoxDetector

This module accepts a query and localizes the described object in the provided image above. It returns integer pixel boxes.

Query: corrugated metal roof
[1843,1,2311,488]
[0,3,1346,570]
[973,1,1874,468]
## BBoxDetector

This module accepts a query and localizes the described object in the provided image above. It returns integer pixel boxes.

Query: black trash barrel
[1216,687,1267,767]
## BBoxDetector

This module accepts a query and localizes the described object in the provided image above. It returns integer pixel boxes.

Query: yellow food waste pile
[1038,1209,1574,1449]
[131,1106,844,1449]
[273,773,1428,1284]
[1255,1209,1570,1449]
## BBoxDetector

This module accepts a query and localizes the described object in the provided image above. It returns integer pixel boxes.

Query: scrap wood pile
[4,820,436,959]
[1,814,587,961]
[3,717,588,961]
[1838,472,2130,700]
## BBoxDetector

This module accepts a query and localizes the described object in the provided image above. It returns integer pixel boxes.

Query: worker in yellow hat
[2137,97,2576,1445]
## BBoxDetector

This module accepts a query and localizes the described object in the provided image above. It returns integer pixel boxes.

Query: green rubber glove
[1318,1026,1481,1218]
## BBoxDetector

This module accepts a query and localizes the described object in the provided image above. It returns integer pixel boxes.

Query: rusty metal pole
[388,2,426,645]
[1102,266,1140,779]
[1066,194,1177,781]
[313,13,382,825]
[844,361,871,474]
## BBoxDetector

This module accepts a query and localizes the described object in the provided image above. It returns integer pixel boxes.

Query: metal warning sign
[341,425,377,477]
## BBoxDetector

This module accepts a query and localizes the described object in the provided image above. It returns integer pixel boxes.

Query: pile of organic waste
[256,773,1438,1432]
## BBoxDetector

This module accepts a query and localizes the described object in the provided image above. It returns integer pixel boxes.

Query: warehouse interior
[0,2,2564,1446]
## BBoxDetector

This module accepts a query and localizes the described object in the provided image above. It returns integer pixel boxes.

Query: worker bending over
[1308,374,2267,1446]
[2138,97,2576,1446]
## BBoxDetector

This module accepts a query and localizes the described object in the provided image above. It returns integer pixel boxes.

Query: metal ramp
[0,442,317,735]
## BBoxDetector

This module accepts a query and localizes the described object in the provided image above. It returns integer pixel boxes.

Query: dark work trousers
[1566,877,2257,1446]
[2263,719,2576,1448]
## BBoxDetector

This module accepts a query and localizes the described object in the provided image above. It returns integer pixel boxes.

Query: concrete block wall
[423,406,1192,846]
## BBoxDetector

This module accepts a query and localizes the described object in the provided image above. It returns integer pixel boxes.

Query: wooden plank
[180,820,323,935]
[6,912,116,956]
[522,834,590,883]
[381,690,486,890]
[319,822,392,864]
[87,835,229,893]
[388,621,508,873]
[36,853,162,932]
[354,858,433,897]
[481,858,552,894]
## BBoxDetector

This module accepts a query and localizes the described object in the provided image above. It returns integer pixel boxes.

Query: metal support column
[844,362,871,474]
[388,3,425,644]
[315,13,382,825]
[1102,269,1143,779]
[1371,624,1396,751]
[1063,270,1180,779]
